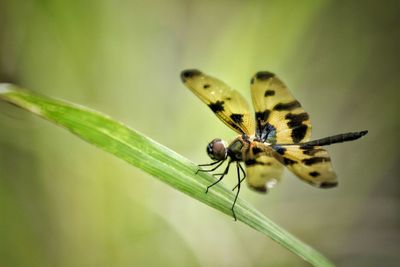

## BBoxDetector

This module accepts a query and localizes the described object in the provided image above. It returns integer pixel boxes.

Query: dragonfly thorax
[227,135,251,161]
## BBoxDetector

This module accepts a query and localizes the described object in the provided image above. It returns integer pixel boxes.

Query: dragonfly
[181,69,367,220]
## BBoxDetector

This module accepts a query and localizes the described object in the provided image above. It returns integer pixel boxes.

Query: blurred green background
[0,0,399,266]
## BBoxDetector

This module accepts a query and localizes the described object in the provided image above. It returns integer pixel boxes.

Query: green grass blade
[0,83,335,267]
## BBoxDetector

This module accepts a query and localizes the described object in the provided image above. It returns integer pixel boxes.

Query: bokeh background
[0,1,399,266]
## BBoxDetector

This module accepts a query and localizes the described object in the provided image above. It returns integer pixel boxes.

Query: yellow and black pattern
[182,70,367,200]
[250,71,312,144]
[243,142,283,192]
[273,144,338,188]
[181,70,255,135]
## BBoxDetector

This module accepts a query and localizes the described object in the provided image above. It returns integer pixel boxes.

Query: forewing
[273,145,337,188]
[244,142,283,193]
[250,71,311,144]
[181,69,255,135]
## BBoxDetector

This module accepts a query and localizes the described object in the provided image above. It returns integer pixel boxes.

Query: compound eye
[206,138,227,161]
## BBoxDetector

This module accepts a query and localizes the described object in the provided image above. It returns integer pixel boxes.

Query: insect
[181,69,367,220]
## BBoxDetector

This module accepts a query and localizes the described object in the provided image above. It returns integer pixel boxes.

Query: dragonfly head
[206,138,228,161]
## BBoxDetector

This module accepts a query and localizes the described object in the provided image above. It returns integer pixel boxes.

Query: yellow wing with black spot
[181,69,255,135]
[244,142,283,193]
[250,71,311,144]
[273,144,337,188]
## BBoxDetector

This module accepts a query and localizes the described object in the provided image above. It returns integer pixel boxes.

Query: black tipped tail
[300,130,368,148]
[180,69,202,82]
